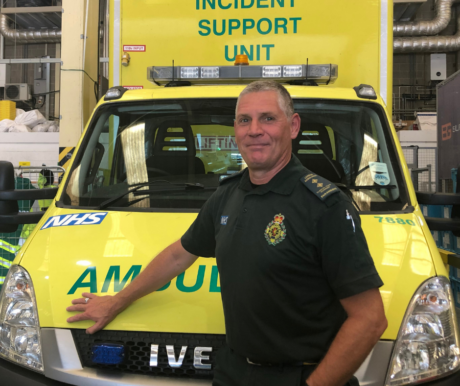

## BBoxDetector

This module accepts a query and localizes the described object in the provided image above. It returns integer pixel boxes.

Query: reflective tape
[0,258,11,269]
[0,240,20,254]
[0,277,4,285]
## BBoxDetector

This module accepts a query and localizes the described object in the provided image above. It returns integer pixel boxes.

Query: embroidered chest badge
[264,213,287,246]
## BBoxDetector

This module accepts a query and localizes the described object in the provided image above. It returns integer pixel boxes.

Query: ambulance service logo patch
[264,213,286,246]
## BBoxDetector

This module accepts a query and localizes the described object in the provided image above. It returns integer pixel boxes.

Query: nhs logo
[41,212,108,230]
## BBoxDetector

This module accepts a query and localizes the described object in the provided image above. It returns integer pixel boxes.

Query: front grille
[71,329,226,379]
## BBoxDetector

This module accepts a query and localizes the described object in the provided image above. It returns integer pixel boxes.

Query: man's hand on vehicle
[66,240,198,334]
[67,292,126,334]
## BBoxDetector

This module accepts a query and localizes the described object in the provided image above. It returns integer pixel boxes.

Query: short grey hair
[236,80,294,118]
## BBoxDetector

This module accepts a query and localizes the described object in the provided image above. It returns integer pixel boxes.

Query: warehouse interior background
[2,1,460,128]
[394,0,459,121]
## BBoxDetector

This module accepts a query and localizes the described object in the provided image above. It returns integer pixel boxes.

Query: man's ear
[290,113,301,139]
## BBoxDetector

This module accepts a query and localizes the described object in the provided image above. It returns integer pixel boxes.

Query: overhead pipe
[394,15,460,52]
[0,14,61,44]
[394,0,455,36]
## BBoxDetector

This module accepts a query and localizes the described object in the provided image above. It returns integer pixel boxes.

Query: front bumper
[0,329,459,386]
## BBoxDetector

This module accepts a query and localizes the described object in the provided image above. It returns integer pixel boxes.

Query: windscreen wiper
[97,181,204,210]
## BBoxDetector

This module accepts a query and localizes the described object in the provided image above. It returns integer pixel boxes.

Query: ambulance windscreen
[60,98,408,212]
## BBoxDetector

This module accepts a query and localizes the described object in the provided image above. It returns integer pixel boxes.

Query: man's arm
[306,288,387,386]
[66,240,198,334]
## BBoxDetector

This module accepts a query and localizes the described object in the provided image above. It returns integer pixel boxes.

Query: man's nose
[248,120,263,136]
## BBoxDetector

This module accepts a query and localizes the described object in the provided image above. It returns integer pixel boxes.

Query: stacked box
[441,205,455,252]
[421,205,427,217]
[432,230,441,248]
[428,205,443,218]
[0,100,16,121]
[442,231,455,251]
[454,234,460,254]
[421,205,443,218]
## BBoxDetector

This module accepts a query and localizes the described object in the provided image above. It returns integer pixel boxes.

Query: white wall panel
[0,133,59,168]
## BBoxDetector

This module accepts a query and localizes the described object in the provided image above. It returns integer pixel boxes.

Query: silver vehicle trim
[355,340,394,386]
[41,328,393,386]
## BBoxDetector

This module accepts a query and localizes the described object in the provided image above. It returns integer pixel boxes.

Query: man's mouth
[246,144,269,149]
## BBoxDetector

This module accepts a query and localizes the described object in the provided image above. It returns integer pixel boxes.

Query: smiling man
[234,84,299,183]
[67,80,387,386]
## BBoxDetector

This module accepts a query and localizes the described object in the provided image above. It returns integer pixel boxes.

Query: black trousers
[213,346,360,386]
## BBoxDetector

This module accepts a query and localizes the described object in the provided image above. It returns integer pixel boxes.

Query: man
[67,81,387,386]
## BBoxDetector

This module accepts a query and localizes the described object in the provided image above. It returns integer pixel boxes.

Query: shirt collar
[239,154,306,196]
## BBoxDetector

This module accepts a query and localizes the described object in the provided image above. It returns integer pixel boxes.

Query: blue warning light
[91,343,125,365]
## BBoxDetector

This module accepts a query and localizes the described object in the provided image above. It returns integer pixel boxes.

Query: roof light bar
[147,64,338,85]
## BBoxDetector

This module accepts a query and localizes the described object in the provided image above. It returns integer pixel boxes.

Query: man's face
[234,90,300,172]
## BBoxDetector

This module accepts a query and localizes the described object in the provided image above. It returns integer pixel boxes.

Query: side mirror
[0,161,19,233]
[0,161,59,233]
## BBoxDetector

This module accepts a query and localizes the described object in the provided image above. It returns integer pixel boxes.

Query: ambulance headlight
[385,277,460,385]
[0,265,43,372]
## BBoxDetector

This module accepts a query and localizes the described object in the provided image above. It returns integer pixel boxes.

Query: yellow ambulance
[0,0,460,385]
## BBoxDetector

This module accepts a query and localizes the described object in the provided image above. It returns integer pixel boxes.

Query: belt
[246,358,317,367]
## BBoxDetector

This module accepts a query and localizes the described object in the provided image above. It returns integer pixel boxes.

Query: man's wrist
[113,291,132,311]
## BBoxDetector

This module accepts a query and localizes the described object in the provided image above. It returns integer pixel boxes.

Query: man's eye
[239,118,249,123]
[265,116,274,121]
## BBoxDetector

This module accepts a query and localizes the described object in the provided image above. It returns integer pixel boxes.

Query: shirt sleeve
[317,198,383,299]
[181,192,218,258]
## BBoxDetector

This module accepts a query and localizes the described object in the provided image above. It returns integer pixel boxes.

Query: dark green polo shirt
[181,155,383,363]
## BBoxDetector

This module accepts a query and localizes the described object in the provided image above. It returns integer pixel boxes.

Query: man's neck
[248,153,291,185]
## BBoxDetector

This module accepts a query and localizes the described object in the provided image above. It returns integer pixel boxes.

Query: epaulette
[300,172,340,205]
[219,169,245,185]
